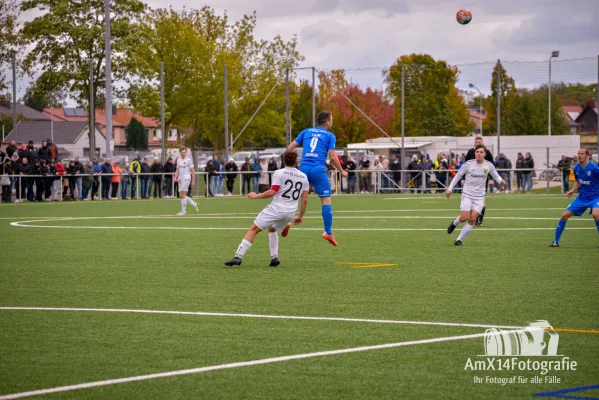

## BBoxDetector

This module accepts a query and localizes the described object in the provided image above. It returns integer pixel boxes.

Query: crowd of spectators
[0,138,589,203]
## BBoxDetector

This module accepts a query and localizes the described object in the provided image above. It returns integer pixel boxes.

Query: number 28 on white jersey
[270,167,309,213]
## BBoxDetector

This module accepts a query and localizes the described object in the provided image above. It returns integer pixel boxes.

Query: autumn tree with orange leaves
[317,69,395,146]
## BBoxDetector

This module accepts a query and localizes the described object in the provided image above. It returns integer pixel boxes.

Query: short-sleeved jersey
[293,127,336,168]
[574,162,599,201]
[269,167,309,213]
[176,157,194,180]
[448,160,502,198]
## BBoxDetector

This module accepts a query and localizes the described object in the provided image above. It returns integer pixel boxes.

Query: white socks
[235,239,252,258]
[453,217,463,227]
[180,196,197,212]
[186,197,197,208]
[457,223,473,241]
[268,232,279,259]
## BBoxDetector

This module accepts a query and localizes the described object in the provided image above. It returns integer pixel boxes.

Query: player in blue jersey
[549,148,599,247]
[287,111,348,246]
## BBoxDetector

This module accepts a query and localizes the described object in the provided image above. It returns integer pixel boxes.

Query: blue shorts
[566,197,599,217]
[300,165,330,198]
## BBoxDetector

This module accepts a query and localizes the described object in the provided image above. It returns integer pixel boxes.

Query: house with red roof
[43,106,179,150]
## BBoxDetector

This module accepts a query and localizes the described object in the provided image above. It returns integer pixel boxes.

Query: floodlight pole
[104,0,113,157]
[548,51,560,136]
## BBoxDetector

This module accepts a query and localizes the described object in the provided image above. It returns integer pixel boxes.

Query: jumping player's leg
[302,166,337,246]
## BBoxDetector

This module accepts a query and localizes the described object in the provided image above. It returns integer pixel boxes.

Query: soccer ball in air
[456,9,472,25]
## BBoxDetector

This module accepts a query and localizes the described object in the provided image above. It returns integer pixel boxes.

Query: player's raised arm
[287,141,298,151]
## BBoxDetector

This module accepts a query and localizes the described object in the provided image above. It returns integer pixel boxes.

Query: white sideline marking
[0,307,524,330]
[9,221,597,232]
[0,208,567,220]
[10,215,590,220]
[0,332,487,399]
[384,195,564,200]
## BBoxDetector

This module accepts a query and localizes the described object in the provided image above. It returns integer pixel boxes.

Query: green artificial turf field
[0,194,598,399]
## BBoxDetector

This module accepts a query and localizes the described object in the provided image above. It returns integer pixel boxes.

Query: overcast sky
[146,0,598,69]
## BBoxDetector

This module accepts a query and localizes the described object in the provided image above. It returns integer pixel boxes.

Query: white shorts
[254,206,295,232]
[178,179,190,192]
[460,195,485,214]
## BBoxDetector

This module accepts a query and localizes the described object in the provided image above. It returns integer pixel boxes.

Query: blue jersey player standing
[287,111,348,246]
[549,148,599,247]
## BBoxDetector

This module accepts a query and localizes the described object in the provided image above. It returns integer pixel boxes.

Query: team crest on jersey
[484,169,488,174]
[588,171,591,176]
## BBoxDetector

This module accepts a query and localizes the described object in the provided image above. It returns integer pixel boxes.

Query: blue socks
[554,220,567,243]
[322,204,333,235]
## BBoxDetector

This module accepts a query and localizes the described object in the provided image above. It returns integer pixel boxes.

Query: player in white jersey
[174,146,199,216]
[225,150,309,267]
[445,145,505,246]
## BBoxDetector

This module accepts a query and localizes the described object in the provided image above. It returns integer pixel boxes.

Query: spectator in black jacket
[515,153,525,191]
[36,160,49,201]
[240,158,252,195]
[6,140,17,159]
[407,155,421,193]
[17,157,33,202]
[345,157,357,193]
[163,157,176,198]
[225,157,238,196]
[389,155,402,191]
[495,153,512,193]
[150,158,163,198]
[2,158,13,202]
[100,158,112,200]
[204,159,215,197]
[26,141,39,165]
[66,160,78,200]
[557,155,571,192]
[267,157,278,186]
[140,158,151,199]
[522,152,534,192]
[38,141,52,162]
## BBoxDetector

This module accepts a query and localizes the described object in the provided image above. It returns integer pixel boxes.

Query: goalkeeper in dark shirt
[465,136,494,226]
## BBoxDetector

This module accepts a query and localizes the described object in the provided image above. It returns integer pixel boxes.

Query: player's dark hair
[283,150,298,168]
[475,144,486,151]
[317,111,332,125]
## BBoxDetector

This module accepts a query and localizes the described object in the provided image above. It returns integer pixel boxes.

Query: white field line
[10,223,597,232]
[0,331,487,400]
[9,215,592,221]
[0,306,524,330]
[0,208,568,220]
[383,195,565,200]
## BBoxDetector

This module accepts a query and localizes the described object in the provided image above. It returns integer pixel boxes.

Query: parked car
[231,151,258,168]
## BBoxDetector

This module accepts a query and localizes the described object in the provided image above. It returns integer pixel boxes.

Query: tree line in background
[0,0,596,150]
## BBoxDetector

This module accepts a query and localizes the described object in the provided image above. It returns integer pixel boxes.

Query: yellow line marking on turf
[550,328,599,334]
[334,262,399,269]
[419,201,447,204]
